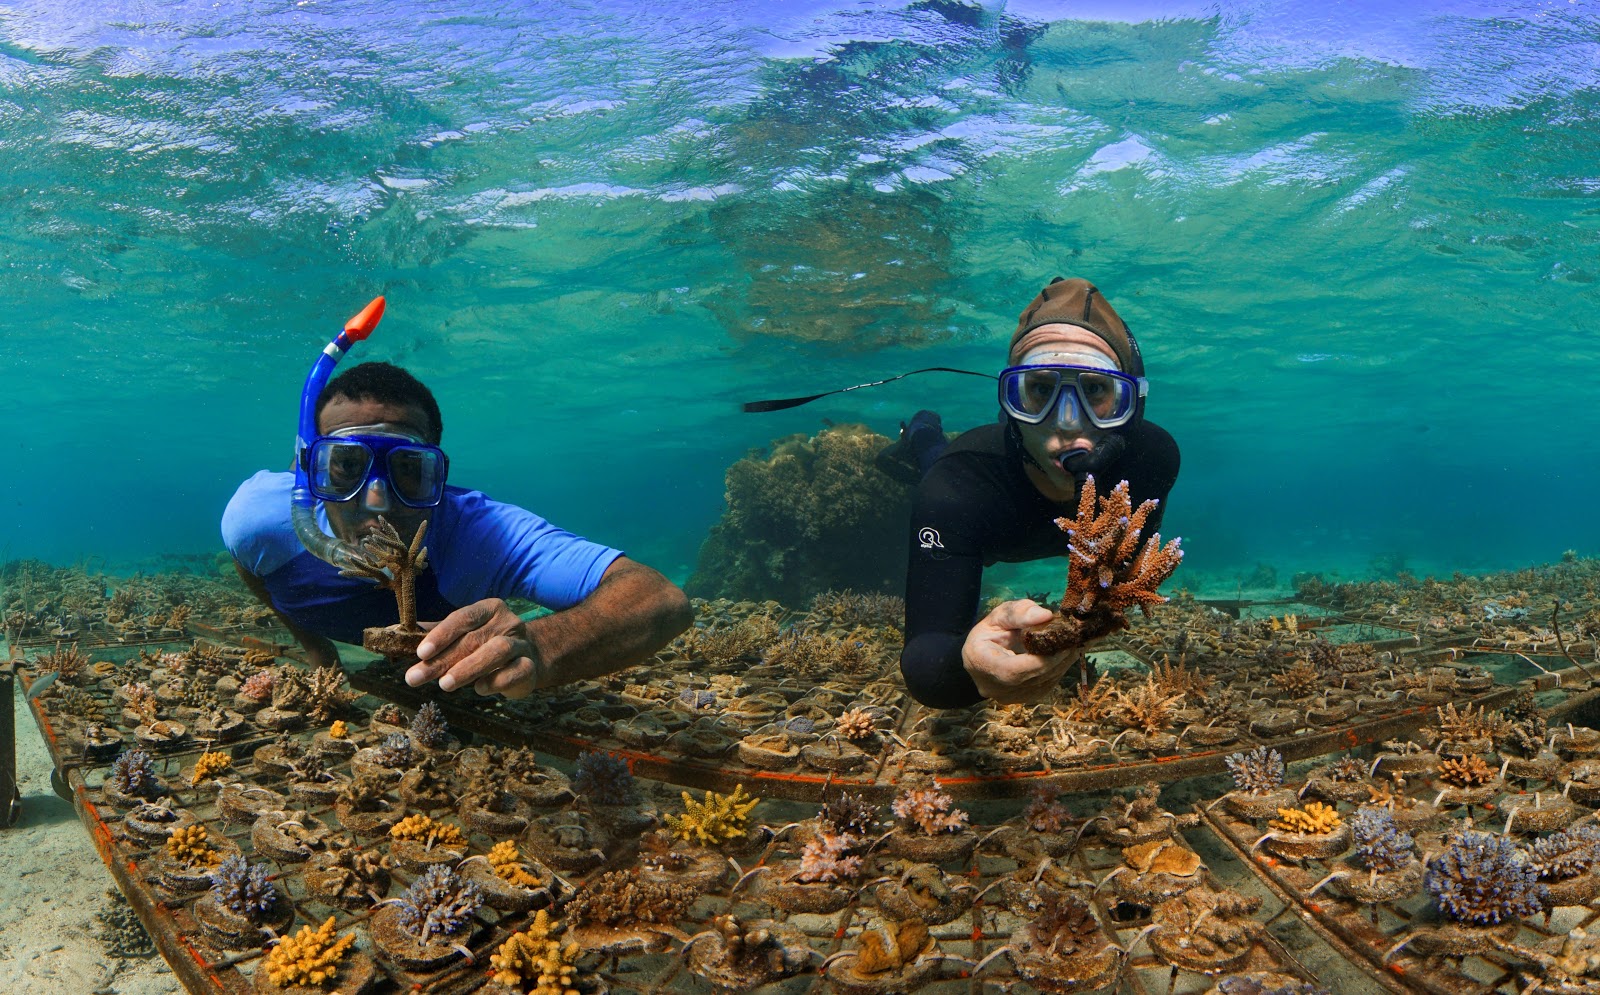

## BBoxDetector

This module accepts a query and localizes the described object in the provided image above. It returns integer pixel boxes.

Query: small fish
[25,669,60,699]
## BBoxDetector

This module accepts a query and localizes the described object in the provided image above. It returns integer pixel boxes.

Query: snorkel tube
[290,296,388,572]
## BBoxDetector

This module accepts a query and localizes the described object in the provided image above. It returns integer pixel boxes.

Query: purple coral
[395,864,482,941]
[1526,825,1600,882]
[678,688,718,710]
[1351,808,1415,873]
[108,749,161,798]
[376,731,414,768]
[1225,747,1285,794]
[209,855,279,920]
[573,750,635,805]
[1424,831,1545,924]
[408,701,450,750]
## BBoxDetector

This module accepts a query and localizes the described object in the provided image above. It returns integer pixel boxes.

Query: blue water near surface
[3,0,1599,593]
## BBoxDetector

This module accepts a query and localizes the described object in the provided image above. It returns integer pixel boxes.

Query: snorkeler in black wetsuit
[893,278,1181,709]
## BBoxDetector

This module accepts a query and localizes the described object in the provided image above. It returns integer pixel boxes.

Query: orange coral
[1023,477,1183,656]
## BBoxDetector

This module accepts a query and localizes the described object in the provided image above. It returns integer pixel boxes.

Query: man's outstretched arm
[402,557,692,697]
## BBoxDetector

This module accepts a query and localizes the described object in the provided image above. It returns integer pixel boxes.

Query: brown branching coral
[1150,655,1212,701]
[304,666,359,724]
[339,517,430,631]
[567,869,697,927]
[1271,662,1320,698]
[1434,703,1513,749]
[1058,679,1118,724]
[1113,677,1182,735]
[1028,888,1102,956]
[1438,755,1496,787]
[1023,477,1184,656]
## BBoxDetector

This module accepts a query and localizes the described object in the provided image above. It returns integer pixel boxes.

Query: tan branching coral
[339,517,430,631]
[490,909,584,994]
[1271,662,1320,698]
[1438,755,1497,787]
[388,814,467,851]
[166,825,222,867]
[835,708,876,742]
[1150,656,1212,701]
[891,785,969,836]
[488,840,546,888]
[1269,802,1342,835]
[1058,680,1118,724]
[1022,477,1184,656]
[264,916,356,988]
[1434,703,1513,747]
[190,751,232,785]
[304,666,359,724]
[665,785,760,845]
[1113,677,1182,735]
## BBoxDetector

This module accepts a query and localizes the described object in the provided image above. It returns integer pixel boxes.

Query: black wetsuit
[899,419,1181,708]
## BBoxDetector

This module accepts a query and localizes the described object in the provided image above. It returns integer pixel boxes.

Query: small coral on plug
[209,855,279,920]
[166,825,222,868]
[1022,477,1184,657]
[1269,802,1341,835]
[1526,826,1600,882]
[238,670,275,703]
[1437,755,1496,787]
[835,708,876,741]
[388,814,467,851]
[305,666,359,724]
[572,751,635,805]
[488,840,546,888]
[328,719,349,740]
[819,790,879,838]
[793,832,862,883]
[568,868,697,927]
[375,731,414,768]
[108,749,162,798]
[190,751,231,785]
[264,916,356,988]
[1226,747,1285,795]
[395,864,482,942]
[1350,808,1415,873]
[891,785,968,836]
[408,701,449,749]
[1424,831,1545,924]
[1023,784,1075,833]
[665,785,760,845]
[491,911,583,995]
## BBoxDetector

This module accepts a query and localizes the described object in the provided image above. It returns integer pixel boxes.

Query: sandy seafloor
[2,682,179,994]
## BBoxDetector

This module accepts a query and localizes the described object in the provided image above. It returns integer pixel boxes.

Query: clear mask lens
[1002,366,1135,428]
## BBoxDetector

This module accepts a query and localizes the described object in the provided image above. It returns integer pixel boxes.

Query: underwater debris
[1022,477,1184,657]
[263,916,357,988]
[1424,831,1545,925]
[665,785,760,846]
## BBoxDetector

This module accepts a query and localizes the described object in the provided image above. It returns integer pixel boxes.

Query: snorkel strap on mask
[291,297,390,574]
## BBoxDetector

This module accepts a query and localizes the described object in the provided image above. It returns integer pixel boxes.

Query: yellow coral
[664,784,760,846]
[489,839,545,888]
[165,824,221,867]
[264,916,356,988]
[329,719,349,740]
[190,751,232,785]
[1269,801,1342,835]
[388,813,467,850]
[490,912,582,995]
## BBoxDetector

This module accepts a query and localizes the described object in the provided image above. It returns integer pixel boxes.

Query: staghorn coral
[1269,803,1341,835]
[209,856,279,920]
[681,613,783,668]
[339,517,430,631]
[1434,702,1513,748]
[166,825,222,868]
[1526,826,1600,882]
[1113,676,1182,735]
[38,641,91,684]
[108,749,162,798]
[810,589,905,629]
[819,790,880,838]
[568,868,697,927]
[271,665,310,712]
[120,682,159,723]
[1351,808,1416,873]
[1060,679,1118,724]
[891,785,969,836]
[572,751,635,805]
[835,708,876,741]
[762,630,873,679]
[1425,831,1545,924]
[1150,655,1212,701]
[685,424,914,605]
[793,832,862,883]
[1022,477,1184,656]
[304,666,358,724]
[190,751,232,785]
[409,701,450,749]
[1226,747,1286,795]
[264,916,356,988]
[489,840,547,889]
[395,864,482,942]
[1438,755,1496,787]
[389,814,467,851]
[666,785,760,845]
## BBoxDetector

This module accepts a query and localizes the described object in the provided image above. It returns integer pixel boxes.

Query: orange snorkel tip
[343,296,386,341]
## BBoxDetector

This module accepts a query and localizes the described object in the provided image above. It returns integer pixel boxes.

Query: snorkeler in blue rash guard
[222,359,691,698]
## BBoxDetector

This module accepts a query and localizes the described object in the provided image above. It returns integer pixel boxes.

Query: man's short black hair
[316,362,443,443]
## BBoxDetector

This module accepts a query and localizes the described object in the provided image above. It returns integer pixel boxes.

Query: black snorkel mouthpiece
[1056,434,1127,477]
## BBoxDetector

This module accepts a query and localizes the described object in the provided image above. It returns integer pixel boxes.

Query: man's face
[1011,324,1120,497]
[316,395,436,546]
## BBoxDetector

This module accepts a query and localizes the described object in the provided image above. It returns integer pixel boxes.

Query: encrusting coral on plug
[263,916,357,989]
[665,784,760,846]
[1021,476,1184,657]
[488,839,546,888]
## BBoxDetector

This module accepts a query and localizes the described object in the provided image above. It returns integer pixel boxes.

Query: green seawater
[3,0,1598,593]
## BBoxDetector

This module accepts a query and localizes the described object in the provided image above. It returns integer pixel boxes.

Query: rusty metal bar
[1,660,20,828]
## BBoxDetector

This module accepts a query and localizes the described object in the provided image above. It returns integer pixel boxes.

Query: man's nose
[361,476,391,513]
[1052,389,1087,432]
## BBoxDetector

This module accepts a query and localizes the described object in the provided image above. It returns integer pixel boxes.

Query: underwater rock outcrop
[686,424,913,605]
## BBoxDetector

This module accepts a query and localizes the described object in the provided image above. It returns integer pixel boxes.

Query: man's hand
[962,599,1083,704]
[403,599,547,698]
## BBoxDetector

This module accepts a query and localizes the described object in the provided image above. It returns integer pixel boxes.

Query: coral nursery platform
[10,558,1600,993]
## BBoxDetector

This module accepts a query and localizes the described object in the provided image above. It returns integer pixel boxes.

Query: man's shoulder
[220,471,299,576]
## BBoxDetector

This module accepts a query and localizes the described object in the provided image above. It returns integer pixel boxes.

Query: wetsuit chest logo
[917,527,944,551]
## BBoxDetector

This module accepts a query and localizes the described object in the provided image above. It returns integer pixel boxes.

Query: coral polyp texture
[1350,808,1416,873]
[1424,831,1546,924]
[572,750,635,805]
[569,868,698,927]
[835,708,876,741]
[264,916,356,988]
[395,864,482,942]
[891,785,968,835]
[166,825,221,867]
[1268,802,1341,835]
[1022,476,1184,657]
[665,784,760,845]
[1226,747,1286,794]
[209,855,279,919]
[1526,826,1600,881]
[408,701,450,750]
